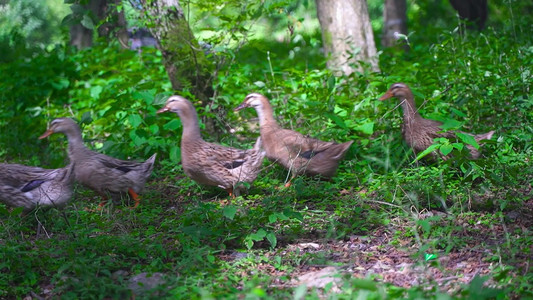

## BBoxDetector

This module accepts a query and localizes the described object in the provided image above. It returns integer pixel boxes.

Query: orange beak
[156,106,169,114]
[38,130,54,139]
[379,90,394,101]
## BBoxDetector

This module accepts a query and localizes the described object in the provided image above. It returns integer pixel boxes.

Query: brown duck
[380,83,495,159]
[0,163,74,212]
[39,118,156,208]
[235,93,353,186]
[157,95,265,197]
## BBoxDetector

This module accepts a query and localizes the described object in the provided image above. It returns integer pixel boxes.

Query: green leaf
[254,81,265,88]
[244,239,253,250]
[222,206,237,220]
[163,119,181,131]
[357,121,374,135]
[293,285,307,300]
[450,108,466,117]
[51,78,70,90]
[439,119,462,130]
[128,114,142,128]
[268,214,277,223]
[266,232,277,248]
[440,143,453,156]
[249,229,267,241]
[133,90,156,105]
[169,146,181,163]
[129,130,146,146]
[452,142,464,151]
[414,144,439,161]
[81,14,94,30]
[351,278,378,291]
[327,76,336,92]
[424,253,438,261]
[333,105,347,117]
[90,86,103,99]
[149,124,159,135]
[456,132,480,149]
[80,111,92,124]
[418,219,431,233]
[326,113,347,129]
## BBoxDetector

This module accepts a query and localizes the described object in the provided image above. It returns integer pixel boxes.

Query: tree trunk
[139,0,215,133]
[70,24,93,49]
[382,0,408,49]
[315,0,379,75]
[69,0,106,49]
[114,0,129,49]
[139,0,213,100]
[449,0,488,31]
[69,0,129,49]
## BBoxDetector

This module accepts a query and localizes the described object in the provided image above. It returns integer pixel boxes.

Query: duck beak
[156,106,169,114]
[379,90,394,101]
[234,102,247,112]
[38,130,54,139]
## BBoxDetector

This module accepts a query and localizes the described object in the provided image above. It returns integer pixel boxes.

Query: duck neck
[64,125,87,155]
[255,99,281,130]
[399,92,422,125]
[178,105,203,141]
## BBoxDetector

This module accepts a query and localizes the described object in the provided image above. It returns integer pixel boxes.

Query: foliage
[0,0,69,62]
[0,0,532,299]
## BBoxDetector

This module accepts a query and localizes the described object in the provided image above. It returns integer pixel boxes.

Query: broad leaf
[266,232,277,249]
[163,119,181,131]
[169,146,181,163]
[129,114,142,128]
[222,206,237,220]
[414,144,440,161]
[440,143,454,156]
[81,14,94,30]
[456,132,480,149]
[249,229,267,241]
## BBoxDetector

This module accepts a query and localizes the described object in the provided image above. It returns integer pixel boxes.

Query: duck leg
[128,188,140,209]
[227,187,235,198]
[96,192,110,209]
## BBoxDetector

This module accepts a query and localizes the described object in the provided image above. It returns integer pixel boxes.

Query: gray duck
[380,83,495,159]
[39,118,156,208]
[0,163,74,211]
[235,93,353,186]
[157,95,265,197]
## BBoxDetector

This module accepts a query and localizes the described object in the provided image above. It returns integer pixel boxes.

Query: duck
[39,118,156,208]
[156,95,265,197]
[0,163,74,212]
[379,83,495,159]
[234,93,353,186]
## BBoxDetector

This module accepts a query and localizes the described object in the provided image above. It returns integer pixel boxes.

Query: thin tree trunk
[115,0,129,49]
[139,0,215,132]
[382,0,408,49]
[315,0,379,75]
[69,0,106,49]
[140,0,213,100]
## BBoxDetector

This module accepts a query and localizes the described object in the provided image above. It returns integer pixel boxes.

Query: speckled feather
[381,83,495,159]
[158,96,265,193]
[0,163,74,211]
[40,118,156,198]
[235,93,353,179]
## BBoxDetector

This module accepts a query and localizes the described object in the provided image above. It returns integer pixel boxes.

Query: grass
[1,155,531,298]
[1,1,533,298]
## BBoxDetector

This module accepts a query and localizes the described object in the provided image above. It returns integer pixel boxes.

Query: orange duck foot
[128,188,140,209]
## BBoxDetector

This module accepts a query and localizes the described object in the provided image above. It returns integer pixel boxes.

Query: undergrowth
[0,0,532,298]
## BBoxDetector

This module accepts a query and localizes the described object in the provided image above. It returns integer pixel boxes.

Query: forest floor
[214,198,533,297]
[3,176,532,299]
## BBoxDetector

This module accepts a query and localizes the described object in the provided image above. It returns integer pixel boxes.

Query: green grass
[1,0,533,298]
